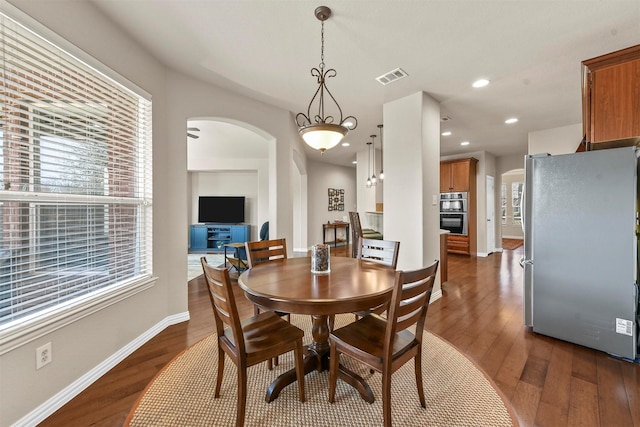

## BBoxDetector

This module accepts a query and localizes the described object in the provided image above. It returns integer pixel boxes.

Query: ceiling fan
[187,127,200,139]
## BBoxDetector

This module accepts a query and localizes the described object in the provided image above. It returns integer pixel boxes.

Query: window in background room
[511,182,524,225]
[0,9,152,335]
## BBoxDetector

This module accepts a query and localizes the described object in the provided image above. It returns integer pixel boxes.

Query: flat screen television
[198,196,245,224]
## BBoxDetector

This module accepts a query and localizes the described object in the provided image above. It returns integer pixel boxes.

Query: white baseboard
[430,288,442,302]
[14,311,190,427]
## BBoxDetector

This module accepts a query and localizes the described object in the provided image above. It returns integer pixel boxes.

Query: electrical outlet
[36,342,52,370]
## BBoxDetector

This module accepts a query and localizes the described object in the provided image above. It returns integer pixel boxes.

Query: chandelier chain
[320,20,325,72]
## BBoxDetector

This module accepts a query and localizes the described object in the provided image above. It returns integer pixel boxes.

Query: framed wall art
[328,188,344,211]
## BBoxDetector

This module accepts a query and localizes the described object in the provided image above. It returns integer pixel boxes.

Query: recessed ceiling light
[441,131,452,136]
[472,79,490,88]
[505,118,518,124]
[343,120,354,127]
[341,142,350,147]
[460,141,470,146]
[352,160,357,164]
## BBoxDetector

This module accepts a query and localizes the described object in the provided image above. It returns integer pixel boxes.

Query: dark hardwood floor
[39,246,640,426]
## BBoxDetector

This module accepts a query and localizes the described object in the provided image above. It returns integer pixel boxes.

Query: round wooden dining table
[238,256,396,403]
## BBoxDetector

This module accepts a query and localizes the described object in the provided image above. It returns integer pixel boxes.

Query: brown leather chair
[328,260,439,427]
[201,257,305,427]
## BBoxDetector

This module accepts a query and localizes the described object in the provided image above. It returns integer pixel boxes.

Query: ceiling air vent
[376,68,408,85]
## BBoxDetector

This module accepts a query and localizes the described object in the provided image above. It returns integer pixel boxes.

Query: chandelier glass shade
[295,6,357,154]
[299,123,348,152]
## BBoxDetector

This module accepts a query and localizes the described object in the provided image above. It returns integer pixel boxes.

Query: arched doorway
[186,117,306,253]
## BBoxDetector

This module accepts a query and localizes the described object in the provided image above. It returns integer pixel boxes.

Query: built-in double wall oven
[440,192,468,235]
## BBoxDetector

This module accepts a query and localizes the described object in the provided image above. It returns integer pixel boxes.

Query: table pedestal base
[264,315,374,404]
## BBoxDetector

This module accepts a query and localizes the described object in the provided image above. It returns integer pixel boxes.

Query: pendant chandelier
[370,134,377,186]
[378,124,384,180]
[295,6,357,154]
[366,140,372,188]
[365,135,377,188]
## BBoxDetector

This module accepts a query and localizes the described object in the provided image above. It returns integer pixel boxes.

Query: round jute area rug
[126,314,519,426]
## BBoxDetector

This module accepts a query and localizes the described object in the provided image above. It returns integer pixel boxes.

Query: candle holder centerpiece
[311,243,330,274]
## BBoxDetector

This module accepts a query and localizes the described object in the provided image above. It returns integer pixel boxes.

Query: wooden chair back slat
[358,237,400,268]
[245,238,287,267]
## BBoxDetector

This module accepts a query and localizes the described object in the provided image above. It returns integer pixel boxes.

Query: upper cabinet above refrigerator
[582,44,640,149]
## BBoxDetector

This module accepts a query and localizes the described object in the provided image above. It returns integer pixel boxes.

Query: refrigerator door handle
[519,257,532,269]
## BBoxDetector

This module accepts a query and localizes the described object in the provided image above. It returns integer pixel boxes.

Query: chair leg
[382,370,392,427]
[294,339,306,402]
[328,343,339,403]
[415,351,426,408]
[274,314,289,366]
[215,345,225,398]
[236,366,247,427]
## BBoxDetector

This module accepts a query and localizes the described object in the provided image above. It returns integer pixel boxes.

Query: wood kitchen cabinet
[440,158,476,192]
[440,157,478,256]
[582,44,640,149]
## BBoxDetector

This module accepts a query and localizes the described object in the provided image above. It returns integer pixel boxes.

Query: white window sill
[0,276,157,355]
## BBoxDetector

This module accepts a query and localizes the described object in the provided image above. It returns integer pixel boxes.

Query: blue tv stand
[189,223,250,252]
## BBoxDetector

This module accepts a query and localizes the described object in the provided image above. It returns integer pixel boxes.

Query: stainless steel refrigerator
[522,146,638,360]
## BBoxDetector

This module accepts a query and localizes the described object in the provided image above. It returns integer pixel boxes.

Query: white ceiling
[91,0,640,167]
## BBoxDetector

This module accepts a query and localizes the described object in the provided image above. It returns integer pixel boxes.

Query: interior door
[486,176,495,254]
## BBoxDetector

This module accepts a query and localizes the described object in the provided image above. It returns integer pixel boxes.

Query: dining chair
[200,258,305,427]
[349,211,384,258]
[326,236,400,332]
[328,260,439,427]
[348,212,361,258]
[245,237,290,368]
[245,237,287,268]
[353,237,400,319]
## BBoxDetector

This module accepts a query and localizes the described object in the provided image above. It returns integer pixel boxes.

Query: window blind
[0,11,152,330]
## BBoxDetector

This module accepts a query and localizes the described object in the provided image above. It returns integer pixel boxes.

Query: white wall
[384,92,441,292]
[306,160,357,248]
[1,1,307,424]
[528,123,582,155]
